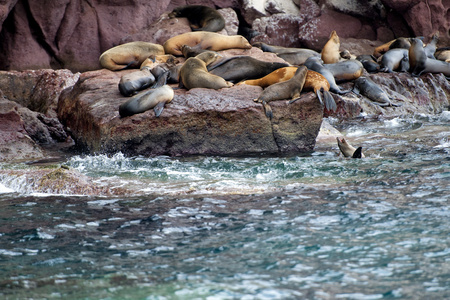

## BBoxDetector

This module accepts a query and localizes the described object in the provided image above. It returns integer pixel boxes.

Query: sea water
[0,113,449,299]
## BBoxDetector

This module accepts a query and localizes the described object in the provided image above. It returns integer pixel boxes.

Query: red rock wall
[0,0,448,72]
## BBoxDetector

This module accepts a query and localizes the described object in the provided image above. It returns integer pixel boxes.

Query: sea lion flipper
[262,101,273,119]
[153,101,166,117]
[323,90,337,111]
[152,71,169,88]
[352,147,363,159]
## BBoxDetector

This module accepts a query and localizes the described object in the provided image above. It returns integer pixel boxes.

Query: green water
[0,114,449,299]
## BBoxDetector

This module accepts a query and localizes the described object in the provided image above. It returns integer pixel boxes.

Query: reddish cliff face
[0,0,448,72]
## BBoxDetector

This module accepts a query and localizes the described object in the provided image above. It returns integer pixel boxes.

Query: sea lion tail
[323,90,337,111]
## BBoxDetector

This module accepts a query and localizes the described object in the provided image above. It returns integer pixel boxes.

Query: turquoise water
[0,113,449,299]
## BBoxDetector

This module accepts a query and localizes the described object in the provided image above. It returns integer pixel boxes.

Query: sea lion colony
[98,5,449,157]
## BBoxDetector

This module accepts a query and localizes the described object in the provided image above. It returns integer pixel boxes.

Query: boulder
[57,66,324,157]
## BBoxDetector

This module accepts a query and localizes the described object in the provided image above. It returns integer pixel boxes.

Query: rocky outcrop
[0,1,449,72]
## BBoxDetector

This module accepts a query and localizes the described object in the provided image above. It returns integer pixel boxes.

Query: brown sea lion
[140,54,179,69]
[99,42,165,71]
[337,137,365,158]
[181,44,210,58]
[253,66,308,119]
[304,56,351,95]
[321,31,340,64]
[163,32,252,56]
[168,5,225,32]
[323,59,364,82]
[207,56,289,83]
[435,47,450,63]
[119,85,174,118]
[179,51,233,90]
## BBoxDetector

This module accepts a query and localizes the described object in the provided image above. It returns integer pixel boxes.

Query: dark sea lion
[321,30,340,64]
[304,56,351,95]
[353,76,400,107]
[181,44,210,58]
[277,50,321,65]
[180,51,233,90]
[323,59,364,82]
[254,66,308,119]
[373,37,415,58]
[207,56,289,83]
[118,66,156,97]
[356,55,380,73]
[337,137,365,158]
[119,85,174,118]
[410,39,450,76]
[168,5,225,32]
[163,32,252,56]
[252,42,319,55]
[99,42,165,71]
[379,48,409,73]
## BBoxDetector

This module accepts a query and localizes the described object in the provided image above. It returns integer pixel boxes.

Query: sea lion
[276,50,321,65]
[99,41,165,71]
[181,44,210,58]
[119,85,174,118]
[304,56,351,95]
[253,66,308,119]
[340,50,356,60]
[410,39,450,77]
[207,56,289,83]
[252,42,318,55]
[140,54,179,69]
[373,37,415,58]
[379,49,409,73]
[435,47,450,63]
[163,32,252,56]
[353,76,400,107]
[237,67,335,111]
[356,55,380,73]
[424,32,439,59]
[118,66,156,97]
[180,51,233,90]
[337,137,365,158]
[321,31,340,64]
[323,59,364,82]
[168,5,225,32]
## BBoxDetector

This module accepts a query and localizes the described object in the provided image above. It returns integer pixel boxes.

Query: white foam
[0,182,15,194]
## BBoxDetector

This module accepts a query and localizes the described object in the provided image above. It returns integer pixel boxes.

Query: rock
[57,65,324,157]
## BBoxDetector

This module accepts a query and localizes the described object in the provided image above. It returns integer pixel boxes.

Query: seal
[379,49,409,73]
[168,5,225,32]
[304,56,351,95]
[435,47,450,63]
[179,51,233,90]
[119,85,174,118]
[353,76,400,107]
[163,32,252,56]
[323,59,364,82]
[356,54,380,73]
[373,37,415,58]
[207,56,289,83]
[336,137,365,158]
[118,66,156,97]
[99,41,165,71]
[321,30,341,64]
[253,66,308,119]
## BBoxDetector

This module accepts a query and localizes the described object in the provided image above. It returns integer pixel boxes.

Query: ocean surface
[0,113,449,299]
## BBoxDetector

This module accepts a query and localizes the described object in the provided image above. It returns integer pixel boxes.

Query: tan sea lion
[337,137,365,158]
[140,54,179,69]
[321,31,340,64]
[304,56,351,95]
[323,59,364,82]
[253,66,308,119]
[163,32,252,56]
[118,66,156,97]
[435,47,450,63]
[99,41,165,71]
[179,51,233,90]
[119,85,174,118]
[373,37,415,58]
[168,5,225,32]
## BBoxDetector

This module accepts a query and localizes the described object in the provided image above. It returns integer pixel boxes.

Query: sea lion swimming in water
[168,5,225,32]
[336,137,365,158]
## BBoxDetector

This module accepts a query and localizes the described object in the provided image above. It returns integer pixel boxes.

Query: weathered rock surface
[57,68,323,157]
